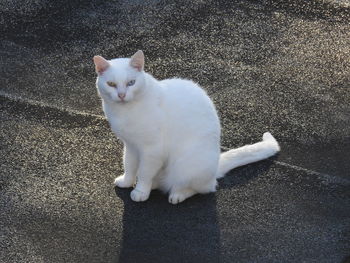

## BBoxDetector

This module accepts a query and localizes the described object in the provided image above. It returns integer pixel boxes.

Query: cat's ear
[130,50,144,72]
[93,55,110,75]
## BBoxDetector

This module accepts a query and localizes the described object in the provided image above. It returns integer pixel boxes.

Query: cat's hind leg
[165,149,218,204]
[168,188,196,205]
[167,174,216,204]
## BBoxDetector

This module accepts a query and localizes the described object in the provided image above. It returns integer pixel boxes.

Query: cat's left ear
[130,50,144,72]
[93,55,110,75]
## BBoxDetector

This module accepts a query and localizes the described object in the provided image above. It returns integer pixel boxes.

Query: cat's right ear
[93,55,110,75]
[130,50,144,71]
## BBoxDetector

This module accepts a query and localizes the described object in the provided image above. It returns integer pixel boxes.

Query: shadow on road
[115,187,221,263]
[114,158,275,263]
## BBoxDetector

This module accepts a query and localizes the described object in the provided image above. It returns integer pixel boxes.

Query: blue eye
[127,80,135,86]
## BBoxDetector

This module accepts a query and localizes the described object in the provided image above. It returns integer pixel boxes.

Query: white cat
[93,50,280,204]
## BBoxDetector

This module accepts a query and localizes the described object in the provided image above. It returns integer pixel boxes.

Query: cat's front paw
[130,189,150,202]
[114,175,134,188]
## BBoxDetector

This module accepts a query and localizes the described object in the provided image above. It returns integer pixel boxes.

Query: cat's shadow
[115,157,276,263]
[115,188,220,263]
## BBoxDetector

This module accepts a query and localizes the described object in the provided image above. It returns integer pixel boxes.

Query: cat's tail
[216,132,280,178]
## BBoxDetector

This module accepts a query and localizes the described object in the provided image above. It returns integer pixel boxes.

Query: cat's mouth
[117,98,128,103]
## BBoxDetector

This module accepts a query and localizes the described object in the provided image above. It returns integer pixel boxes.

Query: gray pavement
[1,96,349,262]
[1,0,350,178]
[1,0,350,262]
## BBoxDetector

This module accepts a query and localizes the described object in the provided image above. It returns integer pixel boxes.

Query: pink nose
[118,93,126,100]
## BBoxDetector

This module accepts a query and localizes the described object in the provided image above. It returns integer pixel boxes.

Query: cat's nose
[118,93,126,100]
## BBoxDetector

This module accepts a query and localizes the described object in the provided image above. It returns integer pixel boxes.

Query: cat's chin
[116,98,130,104]
[102,97,129,105]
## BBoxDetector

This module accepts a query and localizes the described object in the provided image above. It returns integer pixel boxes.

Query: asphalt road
[1,0,350,262]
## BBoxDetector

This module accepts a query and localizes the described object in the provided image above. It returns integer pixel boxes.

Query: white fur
[95,52,280,204]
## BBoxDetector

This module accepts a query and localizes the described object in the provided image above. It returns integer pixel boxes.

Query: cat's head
[93,50,146,103]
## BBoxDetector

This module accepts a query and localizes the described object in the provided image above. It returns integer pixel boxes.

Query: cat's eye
[126,80,135,87]
[107,81,117,88]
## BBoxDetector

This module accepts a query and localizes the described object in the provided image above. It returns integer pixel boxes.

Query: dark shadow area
[218,156,278,189]
[342,255,350,263]
[114,156,276,263]
[115,188,221,263]
[0,0,98,50]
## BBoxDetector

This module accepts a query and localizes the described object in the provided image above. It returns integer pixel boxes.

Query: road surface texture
[1,0,349,262]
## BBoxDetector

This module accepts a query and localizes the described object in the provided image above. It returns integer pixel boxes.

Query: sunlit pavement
[1,1,349,262]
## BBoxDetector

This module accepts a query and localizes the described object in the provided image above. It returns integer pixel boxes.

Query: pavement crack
[0,91,105,121]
